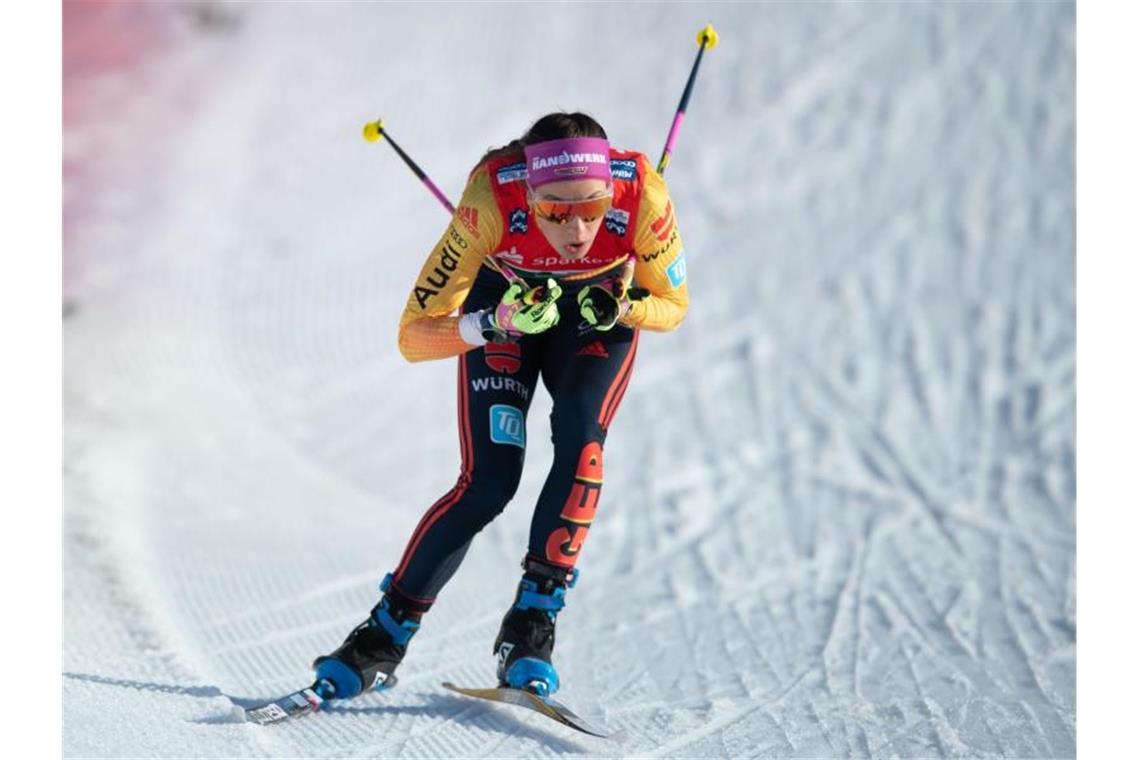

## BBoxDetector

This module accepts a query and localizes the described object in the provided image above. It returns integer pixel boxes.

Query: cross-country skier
[313,112,689,699]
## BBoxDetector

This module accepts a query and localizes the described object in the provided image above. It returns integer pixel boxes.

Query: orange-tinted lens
[531,195,613,225]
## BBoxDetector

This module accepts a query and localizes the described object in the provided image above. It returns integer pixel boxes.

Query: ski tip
[242,685,325,725]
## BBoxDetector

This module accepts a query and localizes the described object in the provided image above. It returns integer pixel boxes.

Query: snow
[63,2,1075,757]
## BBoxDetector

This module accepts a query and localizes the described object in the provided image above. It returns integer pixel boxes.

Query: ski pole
[362,118,528,282]
[362,119,455,214]
[657,23,719,176]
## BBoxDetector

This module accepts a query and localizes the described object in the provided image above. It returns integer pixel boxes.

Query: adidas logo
[456,206,480,238]
[576,341,609,358]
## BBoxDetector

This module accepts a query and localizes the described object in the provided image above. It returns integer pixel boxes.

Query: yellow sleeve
[397,167,503,362]
[622,168,689,331]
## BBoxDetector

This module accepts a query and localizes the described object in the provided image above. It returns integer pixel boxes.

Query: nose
[568,217,590,238]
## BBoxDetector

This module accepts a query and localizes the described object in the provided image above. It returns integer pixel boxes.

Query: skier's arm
[621,167,689,331]
[397,168,503,362]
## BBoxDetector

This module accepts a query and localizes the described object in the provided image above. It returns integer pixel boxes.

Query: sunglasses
[529,192,614,225]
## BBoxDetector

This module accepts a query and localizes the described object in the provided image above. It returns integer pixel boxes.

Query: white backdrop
[64,3,1075,757]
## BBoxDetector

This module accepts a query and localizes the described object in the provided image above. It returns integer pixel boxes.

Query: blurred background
[64,2,1074,757]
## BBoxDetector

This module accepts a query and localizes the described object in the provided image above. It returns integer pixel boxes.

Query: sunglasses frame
[527,188,615,226]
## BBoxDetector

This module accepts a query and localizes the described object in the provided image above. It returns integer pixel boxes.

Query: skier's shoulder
[448,168,502,249]
[607,146,647,176]
[473,151,528,192]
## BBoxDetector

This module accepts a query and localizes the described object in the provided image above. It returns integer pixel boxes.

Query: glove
[480,278,563,340]
[577,257,637,331]
[577,282,627,331]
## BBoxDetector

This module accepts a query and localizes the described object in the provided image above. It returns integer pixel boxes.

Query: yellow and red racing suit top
[397,149,689,362]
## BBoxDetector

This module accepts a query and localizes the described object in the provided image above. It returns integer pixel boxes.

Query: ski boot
[312,574,421,700]
[493,557,579,697]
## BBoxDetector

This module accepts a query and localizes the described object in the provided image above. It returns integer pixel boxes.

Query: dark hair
[474,112,608,173]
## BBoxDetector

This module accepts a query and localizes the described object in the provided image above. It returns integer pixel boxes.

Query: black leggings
[389,266,639,609]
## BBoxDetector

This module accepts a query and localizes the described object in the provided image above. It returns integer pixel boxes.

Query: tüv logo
[490,404,526,448]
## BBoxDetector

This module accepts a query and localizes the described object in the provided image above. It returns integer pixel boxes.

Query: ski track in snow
[64,2,1075,757]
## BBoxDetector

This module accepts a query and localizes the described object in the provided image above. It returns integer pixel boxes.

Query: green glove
[485,278,563,339]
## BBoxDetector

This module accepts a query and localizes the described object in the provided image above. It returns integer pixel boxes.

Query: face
[529,178,611,261]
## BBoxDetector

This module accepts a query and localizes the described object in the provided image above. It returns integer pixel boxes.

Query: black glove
[577,258,639,331]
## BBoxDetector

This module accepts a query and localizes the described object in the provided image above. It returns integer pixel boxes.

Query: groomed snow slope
[64,2,1075,757]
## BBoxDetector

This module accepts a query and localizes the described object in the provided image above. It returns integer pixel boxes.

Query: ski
[243,674,398,725]
[441,681,612,738]
[243,685,325,725]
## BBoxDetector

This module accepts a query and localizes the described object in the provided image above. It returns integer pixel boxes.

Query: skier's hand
[489,278,563,338]
[578,257,635,331]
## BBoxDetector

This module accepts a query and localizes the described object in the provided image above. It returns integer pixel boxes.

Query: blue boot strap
[515,580,566,612]
[372,598,419,646]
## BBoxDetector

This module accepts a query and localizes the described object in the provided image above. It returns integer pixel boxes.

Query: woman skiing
[313,112,689,699]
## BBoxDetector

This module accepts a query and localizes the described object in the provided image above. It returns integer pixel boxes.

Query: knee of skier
[464,467,523,524]
[549,401,607,449]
